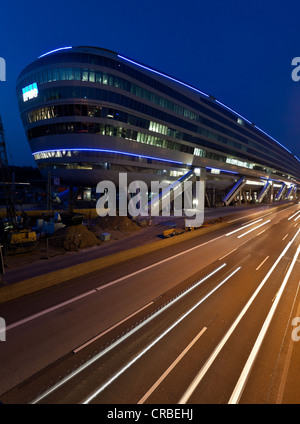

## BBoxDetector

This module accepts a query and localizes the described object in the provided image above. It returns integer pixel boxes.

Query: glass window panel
[94,106,101,117]
[82,69,88,81]
[67,68,75,80]
[67,123,74,133]
[74,104,81,116]
[49,106,54,119]
[89,71,95,82]
[59,68,66,80]
[42,71,47,83]
[100,124,105,135]
[81,105,88,116]
[47,69,53,82]
[88,105,94,117]
[52,69,59,81]
[68,104,74,116]
[74,69,81,80]
[73,122,80,133]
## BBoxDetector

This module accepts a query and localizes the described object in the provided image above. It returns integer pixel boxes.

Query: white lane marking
[178,228,300,404]
[219,248,237,261]
[256,256,269,271]
[282,234,289,241]
[73,301,154,353]
[30,263,227,404]
[137,327,207,404]
[288,210,300,221]
[225,219,263,236]
[82,267,241,404]
[238,220,271,239]
[6,290,97,332]
[228,204,296,224]
[229,244,300,404]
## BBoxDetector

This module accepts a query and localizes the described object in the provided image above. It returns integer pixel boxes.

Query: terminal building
[16,46,300,207]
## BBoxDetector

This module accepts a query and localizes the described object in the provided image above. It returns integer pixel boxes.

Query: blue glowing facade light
[214,100,252,126]
[118,55,293,158]
[118,55,210,99]
[254,125,292,154]
[16,46,299,186]
[215,101,292,155]
[38,46,72,58]
[32,148,185,165]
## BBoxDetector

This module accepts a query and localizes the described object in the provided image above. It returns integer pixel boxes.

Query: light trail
[225,219,263,236]
[288,210,300,221]
[237,220,271,238]
[30,263,227,404]
[82,267,241,404]
[229,244,300,404]
[178,228,300,404]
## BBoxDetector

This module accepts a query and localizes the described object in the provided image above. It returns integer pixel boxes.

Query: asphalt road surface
[1,202,300,404]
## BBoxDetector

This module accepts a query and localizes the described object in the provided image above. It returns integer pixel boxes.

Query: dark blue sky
[0,0,299,166]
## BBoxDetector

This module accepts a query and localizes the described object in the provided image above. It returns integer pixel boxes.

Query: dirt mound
[52,224,100,250]
[96,216,141,232]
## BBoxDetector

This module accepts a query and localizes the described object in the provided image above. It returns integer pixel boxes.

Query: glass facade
[16,46,300,184]
[17,68,292,160]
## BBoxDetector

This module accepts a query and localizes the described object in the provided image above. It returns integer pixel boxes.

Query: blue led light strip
[38,47,72,58]
[254,125,292,154]
[215,101,292,154]
[32,148,185,165]
[118,55,294,157]
[214,100,252,125]
[206,166,238,174]
[118,55,210,98]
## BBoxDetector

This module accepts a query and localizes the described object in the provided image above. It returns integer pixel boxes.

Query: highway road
[1,202,300,404]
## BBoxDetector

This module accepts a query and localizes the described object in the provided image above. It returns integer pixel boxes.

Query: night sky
[0,0,299,167]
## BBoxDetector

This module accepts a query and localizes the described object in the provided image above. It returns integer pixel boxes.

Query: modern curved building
[16,46,300,206]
